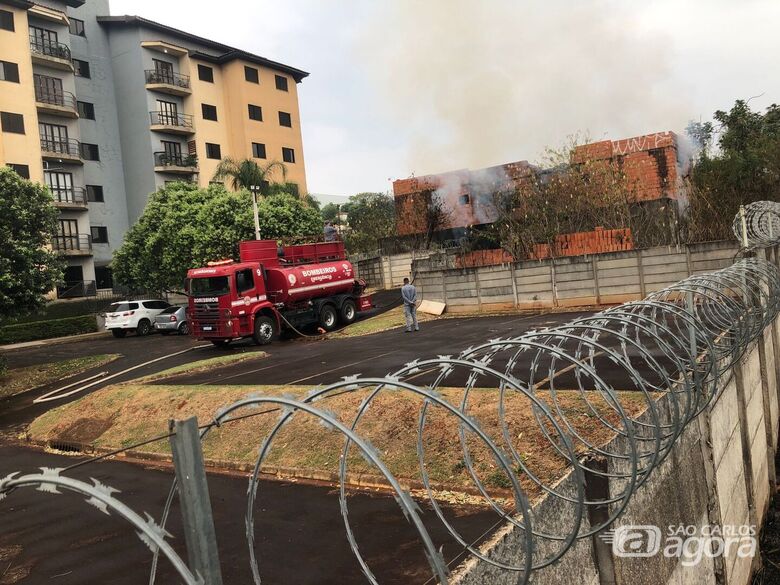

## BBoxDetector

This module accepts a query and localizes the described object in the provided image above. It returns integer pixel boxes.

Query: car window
[236,269,255,293]
[160,306,179,314]
[109,302,138,312]
[143,301,168,309]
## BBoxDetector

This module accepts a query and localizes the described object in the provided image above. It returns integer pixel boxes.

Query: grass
[330,306,435,338]
[29,381,651,501]
[136,351,268,383]
[0,354,120,399]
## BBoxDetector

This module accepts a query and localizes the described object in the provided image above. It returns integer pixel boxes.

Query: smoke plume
[356,0,692,176]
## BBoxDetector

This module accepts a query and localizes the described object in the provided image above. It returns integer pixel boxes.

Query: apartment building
[0,0,308,297]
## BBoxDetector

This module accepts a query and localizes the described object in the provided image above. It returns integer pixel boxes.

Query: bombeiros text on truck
[185,239,372,346]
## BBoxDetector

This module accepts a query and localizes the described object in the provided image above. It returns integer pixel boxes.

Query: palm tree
[212,157,287,195]
[212,157,288,240]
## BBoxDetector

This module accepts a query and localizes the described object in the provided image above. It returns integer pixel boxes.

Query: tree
[0,167,63,320]
[212,157,287,194]
[685,99,780,241]
[343,192,396,253]
[113,182,322,292]
[321,202,340,222]
[491,141,634,259]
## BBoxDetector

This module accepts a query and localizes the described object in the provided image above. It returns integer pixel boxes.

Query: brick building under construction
[391,131,687,256]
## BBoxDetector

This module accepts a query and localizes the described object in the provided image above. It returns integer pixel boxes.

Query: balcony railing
[144,69,190,89]
[35,88,78,110]
[40,137,82,158]
[153,151,198,168]
[29,36,71,61]
[49,186,87,206]
[149,111,194,129]
[53,233,91,253]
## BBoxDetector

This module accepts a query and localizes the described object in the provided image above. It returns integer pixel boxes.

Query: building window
[7,164,29,179]
[248,104,262,121]
[0,10,14,32]
[73,59,90,78]
[252,142,266,159]
[201,103,217,121]
[90,226,108,244]
[282,147,295,164]
[274,75,288,91]
[0,112,24,134]
[0,61,19,83]
[458,194,470,205]
[244,65,259,83]
[69,17,85,37]
[81,142,99,161]
[95,266,112,289]
[278,111,292,128]
[205,143,221,159]
[197,64,213,82]
[86,185,104,202]
[77,101,95,120]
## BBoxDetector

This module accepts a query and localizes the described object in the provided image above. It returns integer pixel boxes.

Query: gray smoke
[357,0,692,176]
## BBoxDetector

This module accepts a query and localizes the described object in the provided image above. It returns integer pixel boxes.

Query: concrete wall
[452,318,780,585]
[406,240,739,312]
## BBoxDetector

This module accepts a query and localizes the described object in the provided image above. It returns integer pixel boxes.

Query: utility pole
[250,185,262,240]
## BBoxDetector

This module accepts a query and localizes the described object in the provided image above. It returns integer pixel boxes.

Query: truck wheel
[111,329,127,338]
[136,319,151,336]
[319,305,338,331]
[340,300,357,325]
[253,315,275,345]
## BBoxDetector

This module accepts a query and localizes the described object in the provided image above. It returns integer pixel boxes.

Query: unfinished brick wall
[572,131,681,201]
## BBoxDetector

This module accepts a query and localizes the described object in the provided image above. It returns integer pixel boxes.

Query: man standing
[323,221,337,242]
[401,277,419,332]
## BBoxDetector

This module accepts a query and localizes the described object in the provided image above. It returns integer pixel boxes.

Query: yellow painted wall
[189,58,307,194]
[0,4,43,181]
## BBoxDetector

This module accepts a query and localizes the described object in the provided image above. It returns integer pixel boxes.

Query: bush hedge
[0,355,6,377]
[0,314,98,344]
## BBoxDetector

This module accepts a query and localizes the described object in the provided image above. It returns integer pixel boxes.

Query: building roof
[97,15,309,83]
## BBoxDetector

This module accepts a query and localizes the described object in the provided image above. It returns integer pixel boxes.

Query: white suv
[104,299,171,338]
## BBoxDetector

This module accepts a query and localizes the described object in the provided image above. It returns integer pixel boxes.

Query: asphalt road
[0,445,497,585]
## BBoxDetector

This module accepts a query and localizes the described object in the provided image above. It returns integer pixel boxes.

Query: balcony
[149,111,194,136]
[53,234,92,256]
[144,70,191,97]
[50,186,88,210]
[29,36,74,71]
[40,138,83,164]
[35,89,79,118]
[153,152,198,175]
[56,280,97,299]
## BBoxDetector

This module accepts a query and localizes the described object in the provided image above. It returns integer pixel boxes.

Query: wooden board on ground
[419,300,446,315]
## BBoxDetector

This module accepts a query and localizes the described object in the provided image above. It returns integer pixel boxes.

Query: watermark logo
[600,524,756,566]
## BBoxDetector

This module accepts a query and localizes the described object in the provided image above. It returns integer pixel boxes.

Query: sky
[110,0,780,197]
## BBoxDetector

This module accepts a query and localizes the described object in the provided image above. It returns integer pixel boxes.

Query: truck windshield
[190,276,230,296]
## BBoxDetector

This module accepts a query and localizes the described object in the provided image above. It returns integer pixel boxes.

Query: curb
[31,437,509,501]
[0,330,110,351]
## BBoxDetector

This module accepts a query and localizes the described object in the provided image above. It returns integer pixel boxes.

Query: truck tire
[136,319,151,336]
[339,300,357,325]
[112,329,127,338]
[253,315,275,345]
[319,304,338,331]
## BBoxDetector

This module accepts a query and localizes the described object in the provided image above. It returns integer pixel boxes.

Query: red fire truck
[186,239,372,346]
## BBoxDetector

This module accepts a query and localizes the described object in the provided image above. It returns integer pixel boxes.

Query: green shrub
[0,355,7,377]
[0,314,97,344]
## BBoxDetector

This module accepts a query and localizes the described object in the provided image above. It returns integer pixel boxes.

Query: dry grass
[0,354,120,399]
[29,382,650,499]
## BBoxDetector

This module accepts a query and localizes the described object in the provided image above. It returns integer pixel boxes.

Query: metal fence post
[169,416,224,585]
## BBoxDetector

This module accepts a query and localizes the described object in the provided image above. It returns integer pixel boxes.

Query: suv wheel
[136,319,151,336]
[253,315,275,345]
[319,305,338,331]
